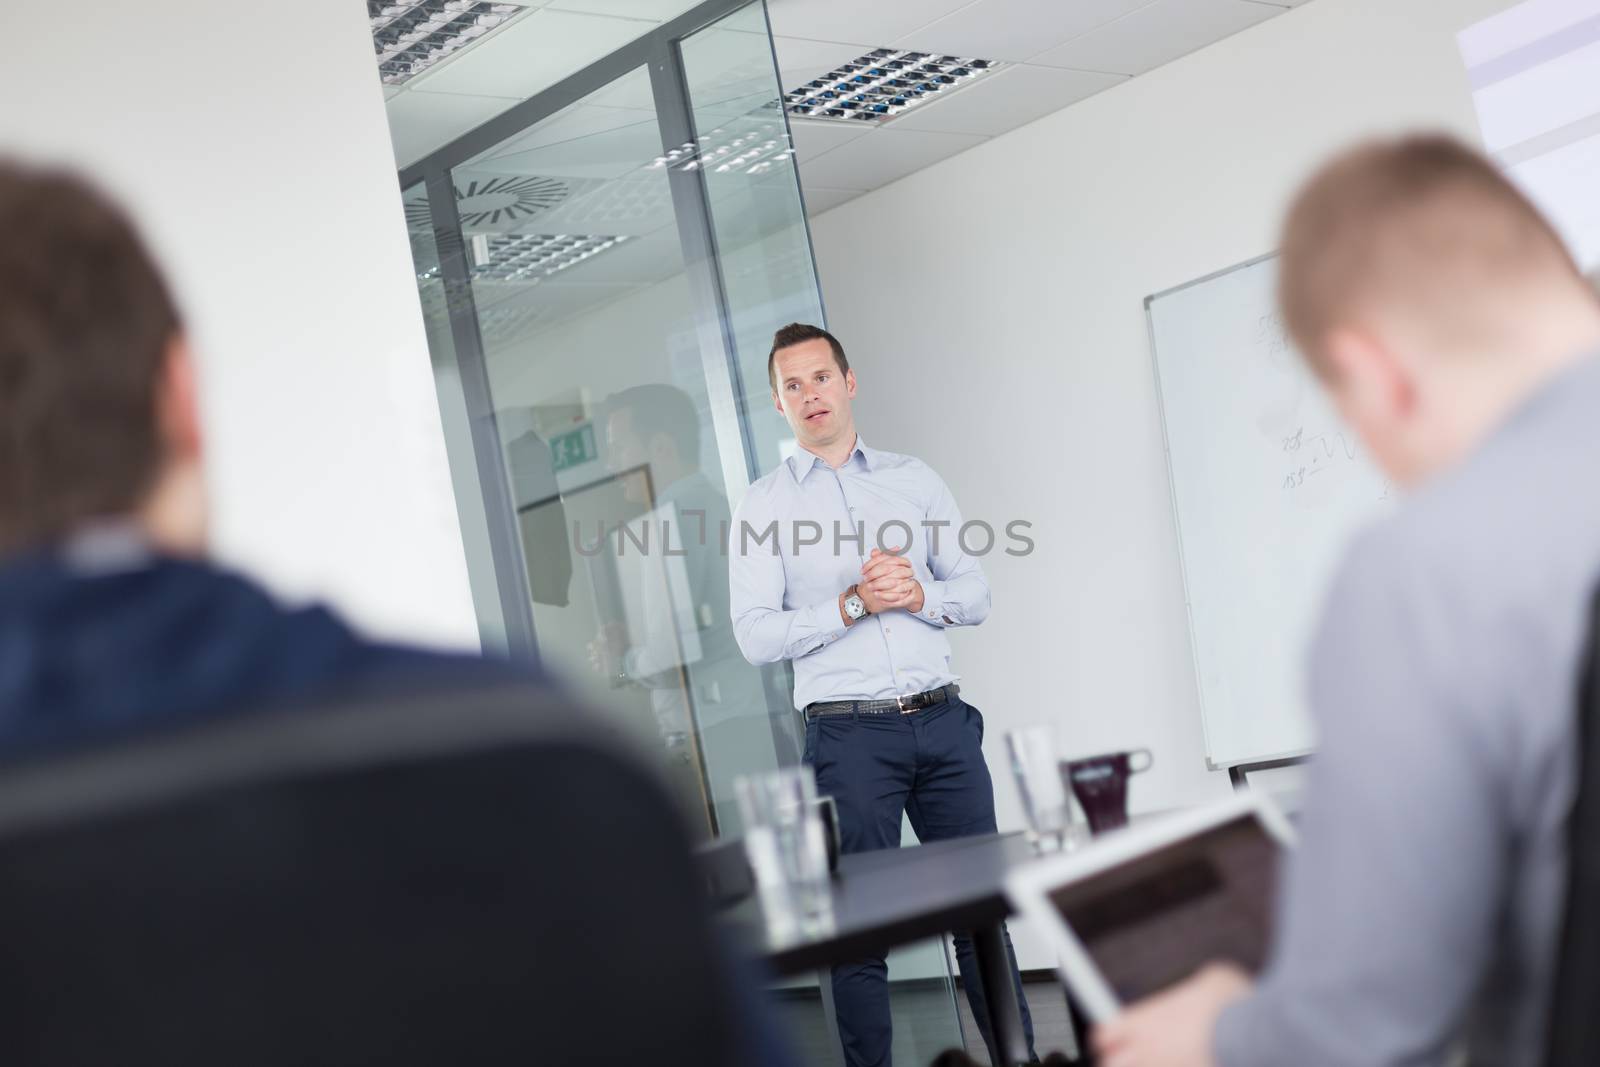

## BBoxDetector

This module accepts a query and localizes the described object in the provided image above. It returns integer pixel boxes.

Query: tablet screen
[1044,814,1281,1003]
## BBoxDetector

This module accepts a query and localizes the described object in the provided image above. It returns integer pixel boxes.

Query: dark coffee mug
[1062,749,1153,836]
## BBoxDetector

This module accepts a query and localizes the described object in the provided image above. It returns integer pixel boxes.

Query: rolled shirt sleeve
[914,472,990,628]
[730,489,848,665]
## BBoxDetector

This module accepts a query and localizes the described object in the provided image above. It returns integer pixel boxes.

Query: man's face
[605,407,648,504]
[771,338,856,451]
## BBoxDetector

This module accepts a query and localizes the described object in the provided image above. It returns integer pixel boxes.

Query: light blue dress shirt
[728,436,990,710]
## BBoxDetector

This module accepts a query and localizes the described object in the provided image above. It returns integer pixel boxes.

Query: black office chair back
[1545,591,1600,1065]
[0,685,745,1067]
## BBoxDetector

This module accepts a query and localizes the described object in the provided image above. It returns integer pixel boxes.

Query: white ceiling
[384,0,1312,192]
[774,0,1309,211]
[383,0,1314,343]
[384,0,708,170]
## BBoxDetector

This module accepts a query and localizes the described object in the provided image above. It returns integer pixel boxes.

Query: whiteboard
[1146,254,1393,770]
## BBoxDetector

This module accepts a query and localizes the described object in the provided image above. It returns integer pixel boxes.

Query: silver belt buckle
[897,693,911,714]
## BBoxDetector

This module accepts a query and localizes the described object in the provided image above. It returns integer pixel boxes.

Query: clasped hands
[857,546,924,615]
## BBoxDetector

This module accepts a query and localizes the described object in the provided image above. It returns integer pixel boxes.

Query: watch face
[845,595,867,620]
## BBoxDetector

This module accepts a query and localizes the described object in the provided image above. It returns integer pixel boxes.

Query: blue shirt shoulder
[0,551,534,759]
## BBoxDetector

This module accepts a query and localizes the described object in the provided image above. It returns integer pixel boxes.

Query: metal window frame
[398,0,768,656]
[396,0,822,765]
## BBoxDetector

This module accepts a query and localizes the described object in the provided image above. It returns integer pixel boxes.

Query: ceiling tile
[546,227,683,283]
[1029,0,1280,75]
[483,102,660,157]
[385,89,524,169]
[582,34,875,120]
[797,127,986,191]
[788,118,871,162]
[765,0,976,49]
[888,63,1125,136]
[410,9,655,99]
[543,0,697,18]
[676,28,793,124]
[569,62,661,110]
[466,115,667,181]
[800,185,868,215]
[770,33,881,83]
[536,175,678,237]
[892,0,1157,63]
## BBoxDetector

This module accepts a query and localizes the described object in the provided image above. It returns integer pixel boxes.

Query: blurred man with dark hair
[0,158,803,1067]
[1096,135,1600,1067]
[0,161,525,753]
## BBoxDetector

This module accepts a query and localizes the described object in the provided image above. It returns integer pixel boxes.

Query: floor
[769,975,1081,1067]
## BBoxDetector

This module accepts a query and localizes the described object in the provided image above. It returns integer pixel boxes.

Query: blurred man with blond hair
[1096,134,1600,1067]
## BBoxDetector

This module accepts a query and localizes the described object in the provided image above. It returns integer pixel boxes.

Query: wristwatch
[842,584,869,621]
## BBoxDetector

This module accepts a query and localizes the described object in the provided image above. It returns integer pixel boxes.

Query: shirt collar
[786,435,874,484]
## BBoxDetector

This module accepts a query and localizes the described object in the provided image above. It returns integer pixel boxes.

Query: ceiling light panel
[371,0,531,87]
[783,49,999,125]
[652,117,795,176]
[473,233,630,281]
[416,233,630,283]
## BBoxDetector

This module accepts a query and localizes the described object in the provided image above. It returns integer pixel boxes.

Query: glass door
[410,57,790,835]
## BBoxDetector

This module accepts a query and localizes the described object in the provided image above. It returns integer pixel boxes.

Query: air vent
[403,176,570,230]
[783,48,999,125]
[371,0,532,87]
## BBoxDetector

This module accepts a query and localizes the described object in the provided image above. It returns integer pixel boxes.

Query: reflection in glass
[675,8,965,1060]
[679,4,827,477]
[407,62,796,836]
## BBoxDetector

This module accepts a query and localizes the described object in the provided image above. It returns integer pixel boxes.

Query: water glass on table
[1005,725,1079,854]
[734,766,835,944]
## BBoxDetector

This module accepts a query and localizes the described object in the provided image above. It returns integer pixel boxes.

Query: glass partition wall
[399,2,814,836]
[394,2,963,1061]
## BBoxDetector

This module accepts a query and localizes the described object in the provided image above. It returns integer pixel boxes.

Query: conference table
[724,831,1088,1067]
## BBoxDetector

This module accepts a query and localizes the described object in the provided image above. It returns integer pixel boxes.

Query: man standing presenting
[730,323,1036,1067]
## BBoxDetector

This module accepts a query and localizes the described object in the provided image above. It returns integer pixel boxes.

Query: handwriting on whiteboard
[1280,425,1358,490]
[1254,311,1292,364]
[1279,425,1394,499]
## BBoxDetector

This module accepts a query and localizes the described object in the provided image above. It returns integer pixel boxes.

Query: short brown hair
[1279,133,1581,374]
[768,322,849,392]
[0,161,182,554]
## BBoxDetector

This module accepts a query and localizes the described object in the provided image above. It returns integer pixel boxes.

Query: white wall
[0,0,478,649]
[808,0,1509,963]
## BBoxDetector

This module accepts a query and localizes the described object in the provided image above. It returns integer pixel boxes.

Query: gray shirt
[1216,355,1600,1067]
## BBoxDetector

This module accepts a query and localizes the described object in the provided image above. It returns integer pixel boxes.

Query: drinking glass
[1006,726,1077,853]
[734,766,834,944]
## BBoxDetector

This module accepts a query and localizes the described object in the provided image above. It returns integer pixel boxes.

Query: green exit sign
[549,423,598,472]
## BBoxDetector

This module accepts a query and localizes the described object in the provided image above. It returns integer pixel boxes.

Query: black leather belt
[804,684,960,721]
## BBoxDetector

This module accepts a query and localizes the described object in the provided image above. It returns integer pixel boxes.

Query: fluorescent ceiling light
[784,48,999,125]
[473,233,631,281]
[417,233,630,283]
[651,117,795,176]
[371,0,530,87]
